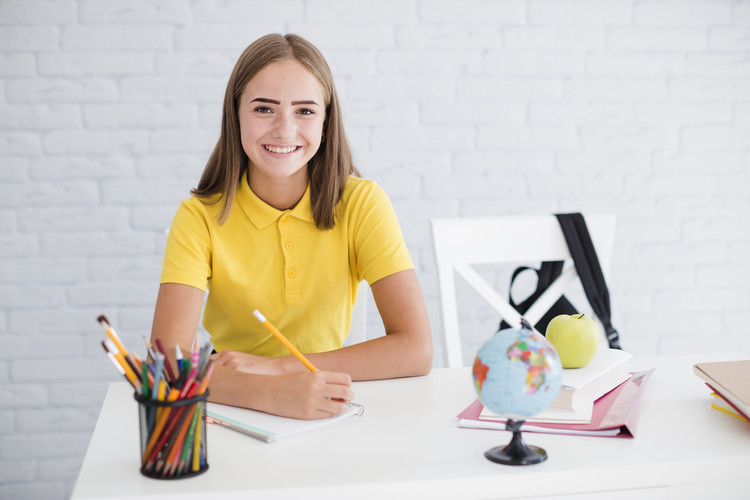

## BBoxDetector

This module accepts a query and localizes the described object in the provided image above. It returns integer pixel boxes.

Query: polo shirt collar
[237,173,315,229]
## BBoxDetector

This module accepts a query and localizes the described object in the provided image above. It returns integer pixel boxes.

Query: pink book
[457,369,654,438]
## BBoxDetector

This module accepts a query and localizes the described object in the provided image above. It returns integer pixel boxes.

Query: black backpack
[498,213,621,349]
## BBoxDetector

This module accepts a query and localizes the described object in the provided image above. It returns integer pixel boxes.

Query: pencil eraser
[253,310,266,323]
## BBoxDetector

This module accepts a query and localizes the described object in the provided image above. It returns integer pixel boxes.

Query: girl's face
[238,59,326,194]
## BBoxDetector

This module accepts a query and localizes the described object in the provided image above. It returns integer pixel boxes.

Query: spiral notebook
[206,401,364,443]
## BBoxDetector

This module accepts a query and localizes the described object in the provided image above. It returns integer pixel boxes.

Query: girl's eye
[254,106,272,113]
[297,108,314,116]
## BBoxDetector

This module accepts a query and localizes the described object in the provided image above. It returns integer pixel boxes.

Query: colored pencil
[154,337,177,384]
[103,339,142,394]
[97,315,215,476]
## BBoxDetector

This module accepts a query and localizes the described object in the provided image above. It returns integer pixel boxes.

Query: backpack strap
[507,263,561,309]
[555,213,622,349]
[500,261,573,333]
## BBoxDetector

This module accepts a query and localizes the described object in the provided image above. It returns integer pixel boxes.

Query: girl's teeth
[265,145,298,153]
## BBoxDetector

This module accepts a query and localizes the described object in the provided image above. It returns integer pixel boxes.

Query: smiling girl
[149,34,432,419]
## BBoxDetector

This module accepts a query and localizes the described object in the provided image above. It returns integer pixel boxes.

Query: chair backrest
[430,214,616,368]
[344,280,369,346]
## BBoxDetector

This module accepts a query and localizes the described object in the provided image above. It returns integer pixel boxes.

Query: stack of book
[549,348,632,411]
[694,360,750,424]
[458,348,654,438]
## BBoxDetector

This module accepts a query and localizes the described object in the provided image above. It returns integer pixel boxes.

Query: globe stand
[484,419,548,466]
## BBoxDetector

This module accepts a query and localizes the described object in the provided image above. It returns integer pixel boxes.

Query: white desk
[72,354,750,499]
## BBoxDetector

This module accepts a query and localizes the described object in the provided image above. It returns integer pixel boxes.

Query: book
[551,348,632,411]
[480,399,594,424]
[694,360,750,423]
[710,392,749,423]
[206,401,364,443]
[458,369,654,438]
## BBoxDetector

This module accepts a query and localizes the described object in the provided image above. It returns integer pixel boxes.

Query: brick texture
[1,1,749,497]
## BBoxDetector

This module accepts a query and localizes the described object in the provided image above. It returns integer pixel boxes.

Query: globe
[472,319,562,465]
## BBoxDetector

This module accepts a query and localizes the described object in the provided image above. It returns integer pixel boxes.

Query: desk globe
[472,318,562,465]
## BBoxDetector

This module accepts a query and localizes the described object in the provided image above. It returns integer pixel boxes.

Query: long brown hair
[192,33,358,229]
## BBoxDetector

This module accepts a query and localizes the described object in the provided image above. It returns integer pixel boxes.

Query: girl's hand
[211,350,285,375]
[261,370,354,419]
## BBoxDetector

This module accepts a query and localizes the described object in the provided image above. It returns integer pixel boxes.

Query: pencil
[103,339,142,393]
[151,352,165,400]
[154,337,177,384]
[196,360,214,396]
[101,341,139,391]
[253,310,318,372]
[192,402,203,472]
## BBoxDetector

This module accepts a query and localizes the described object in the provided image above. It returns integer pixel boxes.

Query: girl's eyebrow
[251,97,320,106]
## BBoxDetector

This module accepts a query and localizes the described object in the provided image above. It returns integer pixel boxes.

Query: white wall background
[1,0,749,497]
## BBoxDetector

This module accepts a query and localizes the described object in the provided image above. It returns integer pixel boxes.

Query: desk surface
[72,353,750,500]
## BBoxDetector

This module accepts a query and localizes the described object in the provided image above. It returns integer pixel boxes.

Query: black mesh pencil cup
[135,391,209,479]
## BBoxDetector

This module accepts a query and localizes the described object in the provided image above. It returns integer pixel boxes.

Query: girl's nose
[273,112,296,140]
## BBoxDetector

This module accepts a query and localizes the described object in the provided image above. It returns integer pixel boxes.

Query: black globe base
[484,419,548,466]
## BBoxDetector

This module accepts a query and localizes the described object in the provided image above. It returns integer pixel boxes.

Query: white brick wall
[1,0,749,497]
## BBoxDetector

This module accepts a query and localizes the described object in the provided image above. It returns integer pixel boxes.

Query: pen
[253,310,318,372]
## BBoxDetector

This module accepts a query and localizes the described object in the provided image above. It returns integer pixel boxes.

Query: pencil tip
[97,315,110,326]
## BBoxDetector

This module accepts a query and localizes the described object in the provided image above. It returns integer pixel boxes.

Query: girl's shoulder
[176,192,224,221]
[338,177,396,224]
[341,176,385,203]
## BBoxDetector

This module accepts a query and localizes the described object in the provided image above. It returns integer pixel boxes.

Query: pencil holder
[134,391,209,479]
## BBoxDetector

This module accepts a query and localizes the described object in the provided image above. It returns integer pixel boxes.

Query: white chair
[344,280,369,346]
[431,215,616,368]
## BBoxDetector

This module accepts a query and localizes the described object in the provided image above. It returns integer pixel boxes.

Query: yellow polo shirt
[160,176,414,356]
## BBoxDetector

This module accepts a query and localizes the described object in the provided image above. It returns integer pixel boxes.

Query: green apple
[545,314,600,368]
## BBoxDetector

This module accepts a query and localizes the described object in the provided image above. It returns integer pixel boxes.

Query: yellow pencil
[192,401,203,472]
[103,339,141,392]
[711,403,747,422]
[253,310,318,372]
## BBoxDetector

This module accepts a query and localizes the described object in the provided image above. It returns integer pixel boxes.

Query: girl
[150,33,432,420]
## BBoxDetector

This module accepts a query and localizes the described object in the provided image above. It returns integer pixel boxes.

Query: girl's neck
[246,168,308,211]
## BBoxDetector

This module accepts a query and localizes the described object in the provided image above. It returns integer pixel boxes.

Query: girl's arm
[216,269,433,380]
[150,282,353,419]
[306,268,433,379]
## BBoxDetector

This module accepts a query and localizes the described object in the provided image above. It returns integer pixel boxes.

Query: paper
[207,401,364,443]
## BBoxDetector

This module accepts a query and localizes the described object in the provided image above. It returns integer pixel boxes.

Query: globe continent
[473,327,562,420]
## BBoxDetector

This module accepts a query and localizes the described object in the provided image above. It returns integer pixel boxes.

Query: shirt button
[285,241,294,250]
[288,270,296,278]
